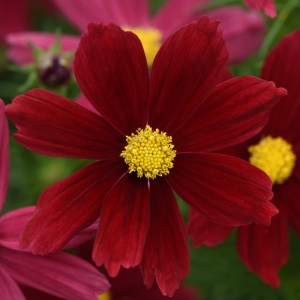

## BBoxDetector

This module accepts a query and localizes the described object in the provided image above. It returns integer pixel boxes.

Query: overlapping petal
[20,159,127,254]
[93,173,150,276]
[187,209,233,247]
[0,100,9,212]
[6,32,80,65]
[0,266,25,300]
[139,178,189,297]
[173,76,286,153]
[74,23,149,136]
[244,0,276,18]
[0,248,110,300]
[5,89,125,160]
[167,153,277,226]
[261,29,300,137]
[237,193,288,287]
[148,16,228,134]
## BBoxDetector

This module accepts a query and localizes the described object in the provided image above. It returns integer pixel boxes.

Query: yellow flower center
[248,136,296,184]
[123,27,162,67]
[98,290,111,300]
[121,125,176,179]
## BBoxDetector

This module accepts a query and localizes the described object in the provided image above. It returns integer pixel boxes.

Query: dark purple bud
[38,54,71,88]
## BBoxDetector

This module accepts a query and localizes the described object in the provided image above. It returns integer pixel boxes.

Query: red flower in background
[188,29,300,288]
[6,18,285,296]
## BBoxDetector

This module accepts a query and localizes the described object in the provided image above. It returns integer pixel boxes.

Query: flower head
[188,29,300,288]
[244,0,276,18]
[6,17,286,296]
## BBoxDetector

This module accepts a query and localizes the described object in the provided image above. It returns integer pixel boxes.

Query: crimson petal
[167,153,277,226]
[5,89,125,160]
[237,191,288,287]
[93,173,150,277]
[139,178,189,297]
[261,29,300,137]
[74,23,149,135]
[20,159,127,254]
[187,209,233,247]
[173,76,285,153]
[148,16,228,134]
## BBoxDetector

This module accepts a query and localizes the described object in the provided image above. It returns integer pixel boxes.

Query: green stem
[257,0,298,61]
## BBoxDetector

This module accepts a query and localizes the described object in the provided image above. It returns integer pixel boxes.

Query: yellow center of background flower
[248,136,296,184]
[123,27,162,67]
[98,290,111,300]
[121,125,176,179]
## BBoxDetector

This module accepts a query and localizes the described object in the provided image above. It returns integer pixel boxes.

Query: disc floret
[248,136,296,184]
[121,125,176,179]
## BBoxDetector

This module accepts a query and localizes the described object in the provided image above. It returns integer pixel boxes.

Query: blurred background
[1,0,300,299]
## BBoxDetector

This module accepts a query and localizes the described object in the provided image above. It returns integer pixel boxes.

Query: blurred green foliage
[1,0,300,299]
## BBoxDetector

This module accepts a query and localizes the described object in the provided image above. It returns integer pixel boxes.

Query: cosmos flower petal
[0,248,110,300]
[167,153,278,226]
[139,178,189,297]
[75,93,99,115]
[244,0,276,18]
[173,76,286,153]
[19,159,127,254]
[74,22,149,136]
[5,89,125,160]
[187,209,233,247]
[0,266,25,300]
[93,173,150,276]
[206,6,265,64]
[148,16,229,134]
[6,32,80,65]
[151,0,209,38]
[0,206,99,251]
[237,192,288,287]
[0,100,9,212]
[261,29,300,137]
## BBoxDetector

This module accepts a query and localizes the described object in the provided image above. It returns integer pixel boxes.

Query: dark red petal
[167,153,278,226]
[219,68,234,83]
[5,89,125,160]
[148,16,228,134]
[279,173,300,236]
[74,23,149,136]
[20,159,127,254]
[93,173,150,276]
[261,29,300,137]
[237,191,288,287]
[187,208,233,247]
[173,76,285,153]
[139,178,189,297]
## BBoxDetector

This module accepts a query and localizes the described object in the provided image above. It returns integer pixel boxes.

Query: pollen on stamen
[121,125,176,179]
[248,136,296,184]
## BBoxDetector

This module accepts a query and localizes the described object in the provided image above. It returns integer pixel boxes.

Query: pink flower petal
[93,173,150,276]
[0,266,25,300]
[0,248,110,300]
[140,178,189,297]
[0,100,9,212]
[244,0,276,18]
[6,32,80,65]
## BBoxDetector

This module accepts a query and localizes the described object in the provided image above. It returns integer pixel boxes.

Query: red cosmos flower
[6,17,286,296]
[244,0,276,18]
[188,29,300,288]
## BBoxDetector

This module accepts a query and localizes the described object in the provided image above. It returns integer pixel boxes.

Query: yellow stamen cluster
[121,125,176,179]
[248,136,296,184]
[123,27,162,67]
[98,290,111,300]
